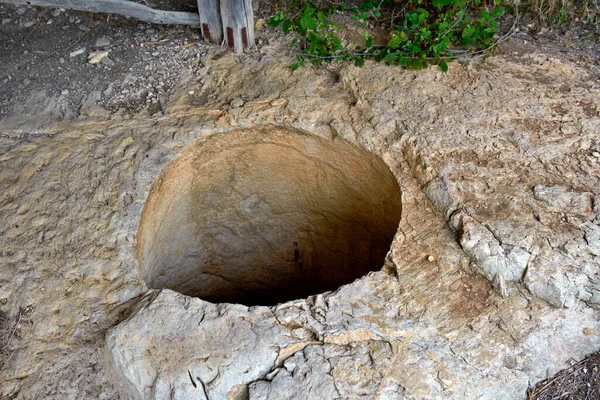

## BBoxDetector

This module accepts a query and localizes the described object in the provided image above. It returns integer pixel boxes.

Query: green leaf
[439,60,448,72]
[267,16,282,27]
[435,37,450,53]
[303,7,316,17]
[300,16,307,30]
[302,16,317,31]
[355,58,365,67]
[366,37,373,47]
[359,12,370,20]
[462,26,475,39]
[317,11,327,23]
[375,48,388,62]
[387,37,402,49]
[491,6,506,18]
[384,51,399,65]
[282,20,292,34]
[291,63,300,71]
[409,44,422,53]
[432,0,454,8]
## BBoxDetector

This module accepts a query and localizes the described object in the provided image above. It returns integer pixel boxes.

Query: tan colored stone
[138,127,402,305]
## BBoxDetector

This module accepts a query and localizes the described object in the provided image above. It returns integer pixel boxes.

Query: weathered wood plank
[0,0,200,25]
[197,0,222,44]
[220,0,253,53]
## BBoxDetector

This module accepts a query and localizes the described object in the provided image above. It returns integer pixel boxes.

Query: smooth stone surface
[138,127,402,305]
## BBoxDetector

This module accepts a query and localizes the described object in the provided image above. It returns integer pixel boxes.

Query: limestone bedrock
[138,128,402,305]
[1,49,600,400]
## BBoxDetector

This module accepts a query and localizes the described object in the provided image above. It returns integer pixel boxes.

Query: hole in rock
[137,127,402,306]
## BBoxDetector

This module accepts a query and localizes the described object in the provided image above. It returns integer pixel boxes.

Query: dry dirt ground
[1,1,600,399]
[1,2,599,129]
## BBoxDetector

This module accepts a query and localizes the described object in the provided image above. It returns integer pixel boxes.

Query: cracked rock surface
[0,43,599,399]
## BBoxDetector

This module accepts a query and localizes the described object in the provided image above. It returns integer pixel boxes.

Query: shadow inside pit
[137,127,402,306]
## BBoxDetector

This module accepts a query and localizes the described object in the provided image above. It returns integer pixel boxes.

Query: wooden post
[0,0,200,25]
[220,0,254,53]
[0,0,254,53]
[196,0,223,45]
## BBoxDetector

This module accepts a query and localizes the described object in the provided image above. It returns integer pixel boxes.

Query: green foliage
[267,0,507,71]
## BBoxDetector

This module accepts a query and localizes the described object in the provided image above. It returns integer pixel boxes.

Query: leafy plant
[267,0,508,71]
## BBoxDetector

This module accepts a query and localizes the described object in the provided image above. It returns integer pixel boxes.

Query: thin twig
[0,312,22,376]
[0,349,17,374]
[0,313,21,351]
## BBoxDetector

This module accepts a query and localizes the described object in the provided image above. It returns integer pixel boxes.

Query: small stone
[70,47,86,58]
[147,76,155,82]
[95,37,111,48]
[158,81,165,87]
[46,18,53,25]
[230,97,244,109]
[188,90,195,95]
[121,89,130,94]
[22,20,35,28]
[23,78,31,85]
[59,58,65,63]
[101,57,115,67]
[51,8,61,17]
[16,7,27,15]
[61,89,69,95]
[88,51,109,64]
[270,98,286,107]
[592,151,600,158]
[493,273,510,298]
[1,19,12,25]
[427,255,435,262]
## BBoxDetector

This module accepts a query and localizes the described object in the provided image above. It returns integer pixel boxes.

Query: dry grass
[531,0,572,24]
[528,0,600,25]
[528,351,600,400]
[0,310,22,374]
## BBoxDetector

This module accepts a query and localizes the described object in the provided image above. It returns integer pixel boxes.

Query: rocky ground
[1,2,600,399]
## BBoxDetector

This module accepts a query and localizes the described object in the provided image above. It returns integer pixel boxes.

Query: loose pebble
[95,37,111,48]
[70,47,86,58]
[230,97,244,108]
[88,51,109,64]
